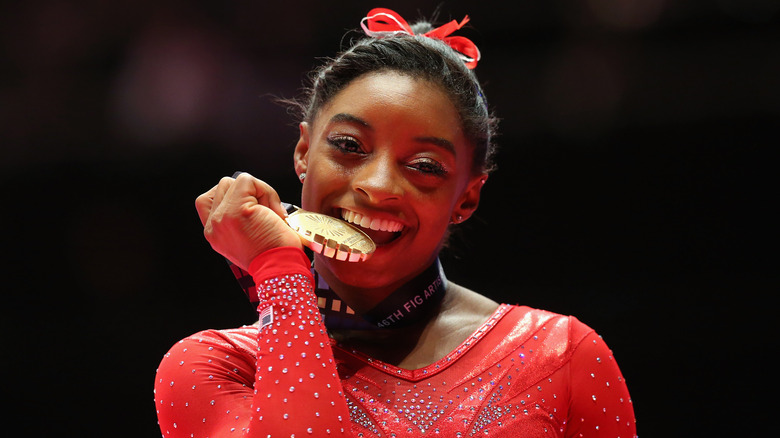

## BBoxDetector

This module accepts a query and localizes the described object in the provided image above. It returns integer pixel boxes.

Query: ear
[452,174,488,223]
[293,122,310,177]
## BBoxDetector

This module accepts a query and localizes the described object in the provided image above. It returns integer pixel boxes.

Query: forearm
[247,247,352,436]
[154,247,352,438]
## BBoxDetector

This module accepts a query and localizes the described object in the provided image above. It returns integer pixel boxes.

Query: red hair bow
[360,7,481,69]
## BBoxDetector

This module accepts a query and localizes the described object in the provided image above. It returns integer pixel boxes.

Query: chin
[317,243,438,291]
[317,250,394,287]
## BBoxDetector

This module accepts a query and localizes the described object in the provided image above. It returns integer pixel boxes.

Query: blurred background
[2,0,776,436]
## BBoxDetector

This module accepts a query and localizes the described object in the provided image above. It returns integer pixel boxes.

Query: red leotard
[155,247,637,437]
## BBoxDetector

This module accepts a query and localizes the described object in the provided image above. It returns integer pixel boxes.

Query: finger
[195,178,230,225]
[195,186,216,226]
[210,176,235,217]
[232,173,287,219]
[259,184,288,219]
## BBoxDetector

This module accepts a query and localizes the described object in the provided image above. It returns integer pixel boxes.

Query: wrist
[248,247,312,300]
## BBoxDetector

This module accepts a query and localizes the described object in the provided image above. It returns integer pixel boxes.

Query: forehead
[313,71,464,135]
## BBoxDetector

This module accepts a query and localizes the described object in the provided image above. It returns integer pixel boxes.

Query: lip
[339,208,405,233]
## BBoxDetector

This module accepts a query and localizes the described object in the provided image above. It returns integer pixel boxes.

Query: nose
[352,153,403,203]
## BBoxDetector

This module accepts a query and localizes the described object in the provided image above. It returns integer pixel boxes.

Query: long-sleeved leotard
[155,247,637,437]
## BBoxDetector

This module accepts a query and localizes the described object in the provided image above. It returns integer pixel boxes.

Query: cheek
[301,164,346,209]
[417,195,456,230]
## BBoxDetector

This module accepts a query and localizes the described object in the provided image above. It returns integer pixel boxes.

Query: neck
[313,254,447,330]
[313,255,437,315]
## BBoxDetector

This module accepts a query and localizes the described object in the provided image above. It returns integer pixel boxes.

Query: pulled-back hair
[294,21,499,174]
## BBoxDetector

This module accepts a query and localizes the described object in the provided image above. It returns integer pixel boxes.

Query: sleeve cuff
[248,246,313,290]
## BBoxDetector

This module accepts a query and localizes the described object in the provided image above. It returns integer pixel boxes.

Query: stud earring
[299,172,306,182]
[451,214,463,224]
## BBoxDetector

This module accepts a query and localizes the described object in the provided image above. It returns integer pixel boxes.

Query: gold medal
[285,208,376,262]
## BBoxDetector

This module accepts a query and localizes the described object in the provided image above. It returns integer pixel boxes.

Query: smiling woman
[153,7,636,438]
[294,71,485,296]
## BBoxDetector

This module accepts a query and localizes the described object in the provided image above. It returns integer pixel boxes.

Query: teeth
[341,209,403,232]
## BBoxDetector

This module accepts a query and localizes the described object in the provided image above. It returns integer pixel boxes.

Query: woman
[154,8,636,437]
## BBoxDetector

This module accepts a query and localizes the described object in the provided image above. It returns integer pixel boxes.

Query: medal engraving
[285,209,376,262]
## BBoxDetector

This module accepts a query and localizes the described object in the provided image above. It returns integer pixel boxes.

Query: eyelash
[410,158,447,176]
[326,134,448,177]
[327,135,362,154]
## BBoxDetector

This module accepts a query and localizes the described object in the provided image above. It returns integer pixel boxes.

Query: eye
[327,135,363,154]
[408,158,448,177]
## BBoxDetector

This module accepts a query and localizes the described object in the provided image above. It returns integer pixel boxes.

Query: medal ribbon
[314,259,447,330]
[229,257,447,330]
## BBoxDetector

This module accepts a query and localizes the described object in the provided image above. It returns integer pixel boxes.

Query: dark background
[2,1,776,436]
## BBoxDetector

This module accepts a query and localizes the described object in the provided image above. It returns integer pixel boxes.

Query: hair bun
[410,21,435,34]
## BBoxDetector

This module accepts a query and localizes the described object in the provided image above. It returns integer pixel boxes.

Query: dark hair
[294,20,499,174]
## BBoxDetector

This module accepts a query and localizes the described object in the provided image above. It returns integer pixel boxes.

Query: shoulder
[501,304,593,336]
[486,304,598,359]
[159,325,260,362]
[444,286,597,353]
[154,326,261,420]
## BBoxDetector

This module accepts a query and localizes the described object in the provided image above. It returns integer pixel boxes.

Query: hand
[195,173,302,270]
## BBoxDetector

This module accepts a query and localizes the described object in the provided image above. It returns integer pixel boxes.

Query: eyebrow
[414,136,456,155]
[330,113,370,127]
[329,113,456,155]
